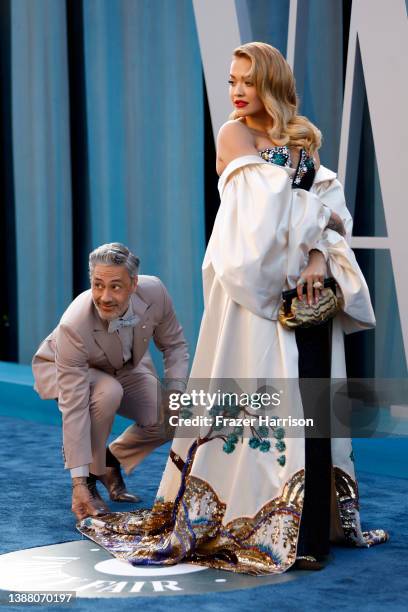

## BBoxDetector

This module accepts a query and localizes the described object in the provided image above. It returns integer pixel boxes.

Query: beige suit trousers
[69,355,172,475]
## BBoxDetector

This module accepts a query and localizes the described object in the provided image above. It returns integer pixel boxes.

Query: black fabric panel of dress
[260,144,331,560]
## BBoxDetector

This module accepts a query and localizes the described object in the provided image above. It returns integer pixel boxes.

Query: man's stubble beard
[93,299,129,322]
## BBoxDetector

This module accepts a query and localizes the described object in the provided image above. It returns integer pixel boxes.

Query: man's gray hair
[89,243,140,279]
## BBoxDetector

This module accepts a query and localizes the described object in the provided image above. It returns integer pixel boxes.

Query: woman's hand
[297,250,327,305]
[327,211,346,236]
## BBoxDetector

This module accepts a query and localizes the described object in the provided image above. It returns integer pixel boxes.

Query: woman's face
[229,56,264,118]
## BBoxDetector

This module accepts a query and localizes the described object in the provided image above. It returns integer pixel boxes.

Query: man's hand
[71,477,108,522]
[296,250,327,306]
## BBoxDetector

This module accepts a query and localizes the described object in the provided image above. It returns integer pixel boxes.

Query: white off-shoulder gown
[78,156,388,574]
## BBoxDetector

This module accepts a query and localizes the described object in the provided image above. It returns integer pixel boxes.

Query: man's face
[91,265,137,322]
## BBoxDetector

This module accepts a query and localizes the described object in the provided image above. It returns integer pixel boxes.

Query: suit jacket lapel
[131,291,150,366]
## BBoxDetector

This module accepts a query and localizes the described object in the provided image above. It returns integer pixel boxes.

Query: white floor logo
[0,541,297,598]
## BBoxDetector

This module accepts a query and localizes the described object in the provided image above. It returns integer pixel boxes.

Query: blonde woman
[79,43,388,574]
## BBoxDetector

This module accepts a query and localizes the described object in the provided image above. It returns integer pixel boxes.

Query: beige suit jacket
[32,275,189,466]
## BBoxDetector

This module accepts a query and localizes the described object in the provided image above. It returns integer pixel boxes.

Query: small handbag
[278,277,340,329]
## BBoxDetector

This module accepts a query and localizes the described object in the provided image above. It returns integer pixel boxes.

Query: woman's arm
[211,159,332,320]
[216,121,259,176]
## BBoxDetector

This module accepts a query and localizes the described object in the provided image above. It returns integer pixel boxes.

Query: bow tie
[108,315,139,334]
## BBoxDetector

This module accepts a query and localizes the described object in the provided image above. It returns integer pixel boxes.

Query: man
[32,243,189,521]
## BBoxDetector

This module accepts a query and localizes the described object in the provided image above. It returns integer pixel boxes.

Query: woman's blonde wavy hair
[229,42,321,153]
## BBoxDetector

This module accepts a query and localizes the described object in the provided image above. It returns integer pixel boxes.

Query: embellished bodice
[259,145,316,191]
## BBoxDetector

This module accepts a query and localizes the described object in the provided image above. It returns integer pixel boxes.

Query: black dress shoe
[97,466,141,503]
[294,555,325,571]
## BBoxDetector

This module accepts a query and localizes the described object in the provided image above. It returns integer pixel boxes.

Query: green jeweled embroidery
[257,425,269,437]
[195,390,287,458]
[209,405,222,417]
[273,153,287,166]
[180,408,193,419]
[249,437,261,449]
[227,433,239,444]
[274,427,286,440]
[223,440,236,454]
[259,146,291,168]
[225,405,241,417]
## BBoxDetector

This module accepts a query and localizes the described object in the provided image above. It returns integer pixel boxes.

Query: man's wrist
[72,476,88,488]
[71,465,90,478]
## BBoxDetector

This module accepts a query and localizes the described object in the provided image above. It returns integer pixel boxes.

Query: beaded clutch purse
[278,277,340,329]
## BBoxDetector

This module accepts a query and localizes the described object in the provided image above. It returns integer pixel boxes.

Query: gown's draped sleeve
[204,155,331,320]
[310,165,376,333]
[203,157,375,333]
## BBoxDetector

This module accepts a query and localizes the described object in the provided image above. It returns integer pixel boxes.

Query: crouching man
[32,243,189,521]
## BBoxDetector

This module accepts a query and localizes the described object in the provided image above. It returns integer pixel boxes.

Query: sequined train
[79,438,388,575]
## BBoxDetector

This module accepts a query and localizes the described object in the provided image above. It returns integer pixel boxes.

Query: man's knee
[90,375,124,413]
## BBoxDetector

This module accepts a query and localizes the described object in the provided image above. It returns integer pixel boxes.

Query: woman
[78,42,388,574]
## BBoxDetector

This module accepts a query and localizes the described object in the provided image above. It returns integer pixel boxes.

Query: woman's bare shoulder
[216,120,258,176]
[217,120,255,148]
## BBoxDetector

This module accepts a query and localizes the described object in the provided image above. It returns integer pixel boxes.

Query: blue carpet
[0,415,407,612]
